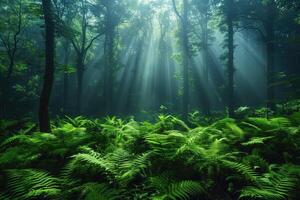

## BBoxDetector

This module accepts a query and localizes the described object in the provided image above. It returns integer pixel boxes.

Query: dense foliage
[1,102,300,200]
[1,0,300,199]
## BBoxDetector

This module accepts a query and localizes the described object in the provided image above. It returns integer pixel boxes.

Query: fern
[222,160,259,182]
[241,136,275,146]
[117,152,151,183]
[145,132,186,159]
[239,169,297,200]
[5,169,61,200]
[67,147,151,184]
[1,113,300,200]
[246,117,292,131]
[79,183,121,200]
[150,176,205,200]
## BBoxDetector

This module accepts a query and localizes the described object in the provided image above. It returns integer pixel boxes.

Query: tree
[172,0,190,119]
[69,0,102,114]
[39,0,55,132]
[239,0,297,112]
[98,0,128,115]
[0,0,29,117]
[52,0,74,114]
[224,0,235,118]
[190,0,213,115]
[103,0,117,114]
[213,0,238,117]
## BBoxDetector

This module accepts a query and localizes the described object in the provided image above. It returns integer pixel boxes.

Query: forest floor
[0,101,300,200]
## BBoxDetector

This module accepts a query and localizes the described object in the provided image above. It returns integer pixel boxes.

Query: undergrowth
[0,106,300,199]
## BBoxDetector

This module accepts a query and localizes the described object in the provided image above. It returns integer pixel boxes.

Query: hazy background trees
[0,0,299,124]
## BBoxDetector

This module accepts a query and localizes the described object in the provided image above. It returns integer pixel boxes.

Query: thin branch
[237,25,266,41]
[70,37,80,54]
[172,0,182,20]
[84,32,103,52]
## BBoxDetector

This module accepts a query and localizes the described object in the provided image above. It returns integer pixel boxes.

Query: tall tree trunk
[1,58,15,117]
[62,40,70,114]
[103,2,115,115]
[191,60,210,115]
[2,39,18,118]
[182,0,190,119]
[39,0,55,132]
[76,56,84,114]
[0,73,4,118]
[201,4,211,115]
[157,31,167,110]
[265,1,276,112]
[266,27,275,111]
[171,0,190,118]
[7,57,15,82]
[127,39,143,114]
[202,2,209,84]
[226,0,235,118]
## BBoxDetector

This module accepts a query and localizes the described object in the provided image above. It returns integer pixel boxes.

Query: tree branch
[172,0,182,20]
[84,32,103,52]
[237,25,266,41]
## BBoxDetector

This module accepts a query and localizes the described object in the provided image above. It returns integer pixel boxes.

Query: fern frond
[79,182,121,200]
[145,132,186,159]
[70,148,113,175]
[222,160,259,182]
[246,117,291,131]
[117,152,151,183]
[239,169,297,200]
[239,187,285,200]
[241,136,275,146]
[5,169,61,200]
[151,177,205,200]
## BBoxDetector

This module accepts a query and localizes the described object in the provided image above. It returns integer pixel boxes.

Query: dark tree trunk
[127,40,143,114]
[171,0,190,118]
[201,3,211,115]
[191,60,210,115]
[182,0,190,119]
[226,0,235,118]
[39,0,55,132]
[265,1,276,112]
[62,40,70,114]
[202,2,209,84]
[2,31,19,118]
[103,2,115,115]
[1,58,14,117]
[7,57,15,81]
[266,27,275,111]
[76,56,84,114]
[0,73,5,118]
[156,29,168,110]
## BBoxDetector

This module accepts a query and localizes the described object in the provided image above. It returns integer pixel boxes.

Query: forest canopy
[0,0,299,124]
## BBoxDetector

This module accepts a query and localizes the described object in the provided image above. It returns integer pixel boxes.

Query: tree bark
[202,2,209,84]
[103,2,115,115]
[76,56,84,114]
[201,2,211,115]
[226,0,235,118]
[182,0,190,119]
[265,1,276,112]
[62,40,70,114]
[39,0,55,132]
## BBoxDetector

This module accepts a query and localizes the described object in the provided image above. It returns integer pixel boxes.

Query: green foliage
[239,167,298,200]
[241,136,275,146]
[150,177,205,200]
[79,183,121,200]
[4,169,61,200]
[0,111,300,199]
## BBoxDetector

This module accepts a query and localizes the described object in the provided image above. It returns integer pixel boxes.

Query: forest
[0,0,300,199]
